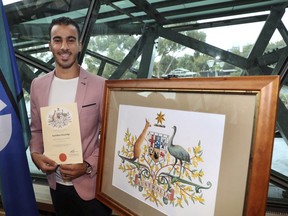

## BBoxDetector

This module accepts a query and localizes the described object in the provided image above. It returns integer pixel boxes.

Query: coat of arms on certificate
[40,103,83,164]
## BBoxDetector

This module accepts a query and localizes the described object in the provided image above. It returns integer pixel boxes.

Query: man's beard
[56,57,77,69]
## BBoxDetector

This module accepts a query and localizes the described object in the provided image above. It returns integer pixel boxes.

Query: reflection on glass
[271,138,288,176]
[280,85,288,109]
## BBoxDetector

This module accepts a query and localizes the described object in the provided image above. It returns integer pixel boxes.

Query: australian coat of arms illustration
[47,107,72,129]
[117,110,213,209]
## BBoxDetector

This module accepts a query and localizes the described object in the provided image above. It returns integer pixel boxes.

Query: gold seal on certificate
[40,103,83,164]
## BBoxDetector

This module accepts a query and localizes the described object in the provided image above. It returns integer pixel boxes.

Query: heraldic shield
[147,131,168,164]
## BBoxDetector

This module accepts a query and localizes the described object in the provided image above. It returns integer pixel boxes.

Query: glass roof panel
[113,0,135,8]
[283,11,288,30]
[96,15,130,24]
[3,0,21,5]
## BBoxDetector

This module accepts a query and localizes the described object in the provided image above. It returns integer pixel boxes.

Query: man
[29,16,111,216]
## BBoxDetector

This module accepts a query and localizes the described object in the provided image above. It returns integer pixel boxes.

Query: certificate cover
[40,103,83,164]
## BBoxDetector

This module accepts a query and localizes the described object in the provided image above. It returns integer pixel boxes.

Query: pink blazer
[29,66,105,200]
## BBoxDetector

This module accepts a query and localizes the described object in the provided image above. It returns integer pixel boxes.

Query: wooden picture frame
[96,76,279,216]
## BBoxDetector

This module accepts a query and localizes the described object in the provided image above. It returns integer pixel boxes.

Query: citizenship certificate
[40,103,83,164]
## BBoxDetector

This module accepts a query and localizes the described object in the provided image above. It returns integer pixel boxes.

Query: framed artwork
[96,76,279,216]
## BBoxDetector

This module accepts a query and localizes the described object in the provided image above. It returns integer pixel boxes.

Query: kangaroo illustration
[131,118,151,161]
[118,119,151,164]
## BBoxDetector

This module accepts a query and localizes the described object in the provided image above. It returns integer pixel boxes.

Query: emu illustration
[168,126,191,177]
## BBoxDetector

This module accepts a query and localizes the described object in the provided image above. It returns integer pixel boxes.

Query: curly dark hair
[49,16,81,40]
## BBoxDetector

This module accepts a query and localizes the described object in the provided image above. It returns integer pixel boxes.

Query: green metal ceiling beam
[78,0,101,65]
[109,31,148,79]
[247,6,285,75]
[137,26,157,78]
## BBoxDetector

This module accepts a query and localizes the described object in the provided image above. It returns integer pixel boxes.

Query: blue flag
[0,0,38,215]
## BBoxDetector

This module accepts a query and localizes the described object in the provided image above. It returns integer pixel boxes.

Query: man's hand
[31,152,58,174]
[59,163,87,181]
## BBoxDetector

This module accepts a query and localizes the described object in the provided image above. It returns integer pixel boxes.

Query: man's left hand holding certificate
[40,103,83,164]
